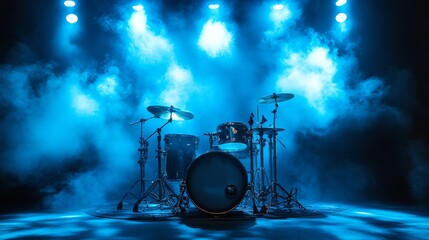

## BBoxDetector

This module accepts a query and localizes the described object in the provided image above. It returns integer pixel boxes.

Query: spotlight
[66,14,79,24]
[335,13,347,23]
[335,0,347,7]
[132,4,144,11]
[208,4,220,10]
[272,4,285,11]
[64,0,76,7]
[198,20,232,57]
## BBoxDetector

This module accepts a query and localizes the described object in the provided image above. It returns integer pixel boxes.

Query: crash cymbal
[253,127,285,135]
[257,93,294,104]
[147,105,194,121]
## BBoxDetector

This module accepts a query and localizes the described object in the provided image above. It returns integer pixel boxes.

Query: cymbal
[253,127,285,135]
[147,105,194,121]
[257,93,294,104]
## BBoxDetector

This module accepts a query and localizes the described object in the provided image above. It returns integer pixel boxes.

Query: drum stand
[116,117,154,210]
[174,180,190,214]
[244,113,259,213]
[132,114,180,212]
[265,94,306,212]
[256,128,271,213]
[204,132,218,151]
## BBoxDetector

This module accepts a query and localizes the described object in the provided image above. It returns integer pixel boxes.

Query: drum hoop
[216,122,249,129]
[164,134,199,145]
[164,134,199,139]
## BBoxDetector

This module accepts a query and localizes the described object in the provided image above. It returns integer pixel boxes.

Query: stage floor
[1,202,428,240]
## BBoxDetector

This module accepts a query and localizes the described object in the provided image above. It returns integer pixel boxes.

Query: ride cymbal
[257,93,294,104]
[253,127,285,135]
[147,105,194,120]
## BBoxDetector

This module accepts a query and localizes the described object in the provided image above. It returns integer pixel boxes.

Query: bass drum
[185,151,248,214]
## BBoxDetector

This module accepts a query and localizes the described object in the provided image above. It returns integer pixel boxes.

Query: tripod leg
[161,179,181,208]
[265,182,306,212]
[117,179,141,210]
[276,183,306,210]
[174,180,188,214]
[250,184,259,214]
[133,180,160,212]
[243,183,260,214]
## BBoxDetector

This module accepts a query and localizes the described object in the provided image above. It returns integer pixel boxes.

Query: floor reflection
[1,202,428,240]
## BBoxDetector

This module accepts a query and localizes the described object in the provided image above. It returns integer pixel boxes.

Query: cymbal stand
[256,129,270,213]
[117,116,155,210]
[244,113,259,213]
[267,133,286,183]
[268,133,273,184]
[204,132,218,151]
[267,93,306,211]
[132,112,179,212]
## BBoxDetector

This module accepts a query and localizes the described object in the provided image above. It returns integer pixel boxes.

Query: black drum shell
[164,134,199,180]
[216,122,249,152]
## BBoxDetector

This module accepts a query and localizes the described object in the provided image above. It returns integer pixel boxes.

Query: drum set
[116,93,305,215]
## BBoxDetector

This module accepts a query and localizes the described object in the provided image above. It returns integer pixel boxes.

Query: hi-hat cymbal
[147,105,194,121]
[257,93,294,104]
[253,127,285,135]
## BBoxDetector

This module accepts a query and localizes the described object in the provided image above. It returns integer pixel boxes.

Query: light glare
[72,93,98,115]
[197,20,232,57]
[97,77,117,96]
[128,10,173,62]
[129,11,148,34]
[270,4,292,26]
[273,4,285,10]
[64,0,76,7]
[132,5,144,11]
[66,14,78,24]
[208,4,220,10]
[160,64,194,106]
[335,13,347,23]
[276,47,338,114]
[336,0,347,7]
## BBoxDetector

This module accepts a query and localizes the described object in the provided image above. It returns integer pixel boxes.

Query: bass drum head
[185,151,248,214]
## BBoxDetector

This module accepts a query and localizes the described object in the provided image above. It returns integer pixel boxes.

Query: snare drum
[216,122,249,152]
[164,134,199,180]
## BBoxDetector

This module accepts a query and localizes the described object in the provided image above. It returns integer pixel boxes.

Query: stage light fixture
[132,4,144,11]
[66,14,79,24]
[335,13,347,23]
[64,0,76,7]
[208,3,220,10]
[335,0,347,7]
[272,4,285,11]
